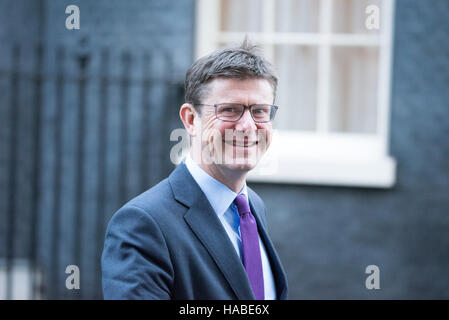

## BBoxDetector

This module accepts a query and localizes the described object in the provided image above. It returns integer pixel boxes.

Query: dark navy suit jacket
[101,162,288,299]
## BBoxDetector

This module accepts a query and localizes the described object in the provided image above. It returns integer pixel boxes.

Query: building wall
[37,0,193,299]
[42,0,194,80]
[1,0,192,299]
[250,0,449,299]
[1,0,448,299]
[0,0,44,263]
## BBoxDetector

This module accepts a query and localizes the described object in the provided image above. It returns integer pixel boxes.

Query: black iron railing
[0,42,184,299]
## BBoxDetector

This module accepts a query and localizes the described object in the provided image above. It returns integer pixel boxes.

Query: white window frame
[195,0,396,188]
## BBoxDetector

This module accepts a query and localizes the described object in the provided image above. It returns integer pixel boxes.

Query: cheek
[258,125,273,144]
[201,119,227,144]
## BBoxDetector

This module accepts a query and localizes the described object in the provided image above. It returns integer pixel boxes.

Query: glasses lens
[216,104,244,121]
[251,105,273,122]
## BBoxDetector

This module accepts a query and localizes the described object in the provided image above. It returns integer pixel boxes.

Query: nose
[234,109,257,131]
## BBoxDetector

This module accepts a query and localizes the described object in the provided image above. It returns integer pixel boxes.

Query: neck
[205,165,247,194]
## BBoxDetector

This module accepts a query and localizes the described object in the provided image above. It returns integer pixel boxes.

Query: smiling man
[184,77,275,192]
[102,40,288,300]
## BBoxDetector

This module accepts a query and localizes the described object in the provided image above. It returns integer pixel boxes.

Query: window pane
[332,0,382,34]
[329,47,379,133]
[220,0,263,32]
[275,0,320,33]
[273,45,318,131]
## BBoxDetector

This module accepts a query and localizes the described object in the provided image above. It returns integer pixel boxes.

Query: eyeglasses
[195,103,279,123]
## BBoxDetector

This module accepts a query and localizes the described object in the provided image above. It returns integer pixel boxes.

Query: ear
[179,103,199,137]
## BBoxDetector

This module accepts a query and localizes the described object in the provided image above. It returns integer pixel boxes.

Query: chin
[223,155,260,172]
[225,162,256,172]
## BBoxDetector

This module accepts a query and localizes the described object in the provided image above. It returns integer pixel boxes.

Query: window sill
[247,131,397,188]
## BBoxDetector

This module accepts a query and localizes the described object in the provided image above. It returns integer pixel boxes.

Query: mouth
[224,140,258,147]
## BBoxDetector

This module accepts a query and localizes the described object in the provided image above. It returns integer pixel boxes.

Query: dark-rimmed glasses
[195,103,279,123]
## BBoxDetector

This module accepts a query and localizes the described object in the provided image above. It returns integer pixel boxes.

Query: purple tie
[234,194,264,300]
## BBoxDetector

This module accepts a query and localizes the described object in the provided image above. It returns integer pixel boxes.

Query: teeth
[224,141,257,147]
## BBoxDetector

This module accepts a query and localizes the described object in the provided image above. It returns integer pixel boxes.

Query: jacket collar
[169,162,254,299]
[169,162,288,300]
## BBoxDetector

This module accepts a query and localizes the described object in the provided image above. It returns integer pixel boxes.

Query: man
[101,40,288,300]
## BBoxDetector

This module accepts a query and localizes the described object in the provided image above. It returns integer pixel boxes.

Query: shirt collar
[184,155,248,217]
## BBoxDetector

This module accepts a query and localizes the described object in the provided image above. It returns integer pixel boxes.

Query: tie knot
[234,194,251,217]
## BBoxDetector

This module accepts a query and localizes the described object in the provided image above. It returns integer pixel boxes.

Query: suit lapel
[184,195,255,299]
[169,163,255,300]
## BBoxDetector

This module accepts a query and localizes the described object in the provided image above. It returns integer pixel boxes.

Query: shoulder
[127,178,173,213]
[107,177,183,230]
[102,181,176,299]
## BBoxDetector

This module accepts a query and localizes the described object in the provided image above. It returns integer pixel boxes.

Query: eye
[253,107,268,114]
[219,105,239,114]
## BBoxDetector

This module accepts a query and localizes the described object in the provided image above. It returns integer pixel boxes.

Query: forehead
[204,78,274,103]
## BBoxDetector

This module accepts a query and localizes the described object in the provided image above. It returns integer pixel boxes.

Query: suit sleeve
[101,205,174,299]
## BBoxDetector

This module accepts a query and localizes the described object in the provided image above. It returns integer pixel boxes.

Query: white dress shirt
[184,155,277,300]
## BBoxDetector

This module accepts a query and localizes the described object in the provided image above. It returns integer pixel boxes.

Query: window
[195,0,396,188]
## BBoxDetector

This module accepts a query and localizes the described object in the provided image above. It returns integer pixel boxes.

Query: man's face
[192,77,274,174]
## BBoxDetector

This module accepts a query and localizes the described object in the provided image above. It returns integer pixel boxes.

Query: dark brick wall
[37,0,193,299]
[0,0,44,263]
[1,0,448,299]
[251,0,449,299]
[0,0,192,299]
[42,0,194,80]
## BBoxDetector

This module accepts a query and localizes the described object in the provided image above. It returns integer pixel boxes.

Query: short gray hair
[184,39,278,109]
